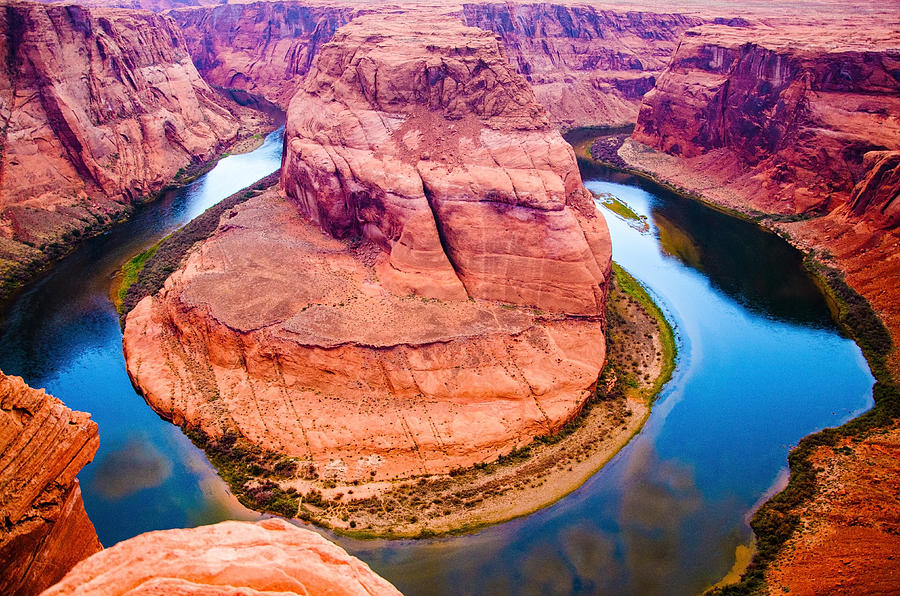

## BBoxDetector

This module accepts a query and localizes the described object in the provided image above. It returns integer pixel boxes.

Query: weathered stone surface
[631,23,900,221]
[0,371,101,596]
[171,1,356,107]
[0,0,263,298]
[124,189,608,481]
[460,2,702,127]
[283,12,611,315]
[43,518,402,595]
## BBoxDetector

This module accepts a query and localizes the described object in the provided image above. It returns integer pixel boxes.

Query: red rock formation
[0,371,101,596]
[124,13,611,484]
[460,2,702,127]
[283,12,611,313]
[171,1,356,107]
[631,24,900,220]
[622,21,900,375]
[43,518,402,595]
[0,0,262,298]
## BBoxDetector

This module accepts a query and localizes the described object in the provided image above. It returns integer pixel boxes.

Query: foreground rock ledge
[42,519,401,595]
[0,371,101,596]
[124,12,611,486]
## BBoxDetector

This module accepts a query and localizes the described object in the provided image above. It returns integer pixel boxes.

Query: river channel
[0,129,874,594]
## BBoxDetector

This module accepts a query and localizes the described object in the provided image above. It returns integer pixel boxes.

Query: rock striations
[44,519,402,595]
[124,13,612,485]
[0,0,260,299]
[171,1,356,107]
[461,2,702,128]
[629,23,900,221]
[621,21,900,375]
[0,371,101,596]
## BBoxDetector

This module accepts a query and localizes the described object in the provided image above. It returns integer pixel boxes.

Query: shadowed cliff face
[0,371,101,596]
[632,24,900,223]
[170,2,356,107]
[124,13,611,484]
[44,519,402,595]
[460,2,702,128]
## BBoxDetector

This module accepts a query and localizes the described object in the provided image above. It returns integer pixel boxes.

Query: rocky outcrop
[0,371,101,596]
[124,13,611,485]
[461,2,702,127]
[170,1,356,107]
[43,518,402,595]
[631,24,900,221]
[0,1,263,299]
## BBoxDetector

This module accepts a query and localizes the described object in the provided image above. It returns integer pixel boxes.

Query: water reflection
[92,438,173,500]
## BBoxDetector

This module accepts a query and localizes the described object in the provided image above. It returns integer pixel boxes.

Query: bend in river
[0,130,873,593]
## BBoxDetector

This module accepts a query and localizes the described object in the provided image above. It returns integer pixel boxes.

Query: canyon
[44,518,401,595]
[0,371,101,595]
[123,12,613,496]
[0,0,896,593]
[0,0,268,301]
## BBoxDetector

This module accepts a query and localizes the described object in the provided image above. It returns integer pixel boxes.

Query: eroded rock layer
[283,13,611,315]
[43,518,402,595]
[171,1,356,107]
[125,13,611,483]
[460,2,702,128]
[0,371,101,596]
[631,24,900,221]
[0,0,260,298]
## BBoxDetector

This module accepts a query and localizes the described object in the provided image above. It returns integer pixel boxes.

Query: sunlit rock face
[0,371,101,596]
[124,12,611,484]
[43,519,403,595]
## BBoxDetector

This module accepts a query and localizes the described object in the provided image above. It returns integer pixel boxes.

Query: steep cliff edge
[170,1,356,107]
[0,0,264,300]
[170,1,702,127]
[461,2,702,128]
[622,23,900,377]
[630,24,900,220]
[123,13,612,521]
[0,371,101,596]
[43,519,401,595]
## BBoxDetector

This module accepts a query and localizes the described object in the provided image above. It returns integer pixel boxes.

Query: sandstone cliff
[0,0,262,299]
[43,518,402,595]
[124,13,611,486]
[171,1,356,107]
[0,371,101,596]
[622,22,900,376]
[461,2,702,128]
[631,24,900,221]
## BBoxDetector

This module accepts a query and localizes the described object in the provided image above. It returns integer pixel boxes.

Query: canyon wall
[170,1,702,127]
[0,371,101,596]
[0,0,261,300]
[44,518,401,595]
[623,22,900,376]
[630,24,900,221]
[170,1,356,107]
[124,13,611,485]
[460,2,702,128]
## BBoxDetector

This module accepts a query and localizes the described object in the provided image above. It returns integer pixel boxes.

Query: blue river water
[0,131,873,594]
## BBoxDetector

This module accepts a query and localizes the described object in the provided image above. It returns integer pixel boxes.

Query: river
[0,129,874,594]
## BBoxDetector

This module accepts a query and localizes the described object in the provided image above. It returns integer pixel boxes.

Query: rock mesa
[43,518,401,595]
[0,371,101,596]
[124,13,611,483]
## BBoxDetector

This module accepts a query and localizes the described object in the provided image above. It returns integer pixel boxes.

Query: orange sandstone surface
[43,518,402,595]
[123,12,611,485]
[0,371,101,596]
